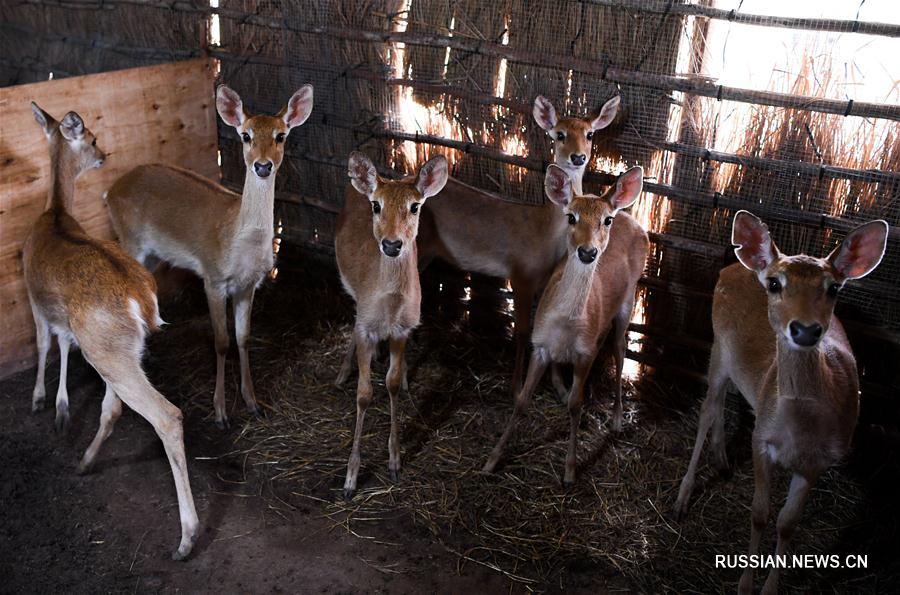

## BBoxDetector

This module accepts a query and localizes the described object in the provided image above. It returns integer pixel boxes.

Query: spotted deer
[415,95,621,392]
[336,151,449,499]
[483,164,649,485]
[105,84,313,428]
[23,104,199,560]
[673,211,889,594]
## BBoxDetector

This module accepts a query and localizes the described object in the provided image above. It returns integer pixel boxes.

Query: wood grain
[0,58,219,379]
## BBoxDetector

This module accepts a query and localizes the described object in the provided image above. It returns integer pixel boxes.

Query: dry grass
[139,251,895,593]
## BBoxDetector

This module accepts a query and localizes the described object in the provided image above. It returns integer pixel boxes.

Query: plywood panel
[0,58,219,379]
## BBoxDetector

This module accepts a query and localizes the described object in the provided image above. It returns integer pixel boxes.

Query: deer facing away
[336,151,449,499]
[483,164,649,485]
[673,210,889,594]
[105,84,313,428]
[23,103,199,560]
[415,95,621,393]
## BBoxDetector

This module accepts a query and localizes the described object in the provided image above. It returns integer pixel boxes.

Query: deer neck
[46,145,78,212]
[559,163,586,195]
[554,254,596,320]
[377,249,417,297]
[775,337,829,402]
[236,171,276,236]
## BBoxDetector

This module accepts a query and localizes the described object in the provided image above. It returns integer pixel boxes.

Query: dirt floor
[2,248,899,594]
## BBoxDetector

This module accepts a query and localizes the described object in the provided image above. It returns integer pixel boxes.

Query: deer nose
[254,161,273,178]
[570,154,586,167]
[789,321,823,347]
[381,239,403,258]
[577,246,598,264]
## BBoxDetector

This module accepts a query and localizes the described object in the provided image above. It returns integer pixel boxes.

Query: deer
[23,103,199,560]
[105,84,313,429]
[673,210,889,594]
[483,164,649,485]
[409,94,621,394]
[336,151,449,499]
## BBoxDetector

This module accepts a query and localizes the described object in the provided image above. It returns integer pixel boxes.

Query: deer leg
[109,371,199,561]
[386,335,408,482]
[205,287,230,429]
[54,335,72,434]
[761,472,818,595]
[31,307,50,412]
[78,382,122,474]
[674,343,729,520]
[551,364,568,401]
[610,298,633,433]
[344,329,375,499]
[739,442,774,595]
[335,333,356,387]
[509,280,534,395]
[564,355,594,486]
[234,286,261,417]
[484,350,549,473]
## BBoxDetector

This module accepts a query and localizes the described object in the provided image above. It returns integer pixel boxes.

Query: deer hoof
[343,486,356,500]
[215,417,230,431]
[389,467,401,483]
[55,409,70,435]
[32,397,47,413]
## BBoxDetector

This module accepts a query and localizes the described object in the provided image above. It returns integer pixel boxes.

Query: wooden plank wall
[0,58,218,379]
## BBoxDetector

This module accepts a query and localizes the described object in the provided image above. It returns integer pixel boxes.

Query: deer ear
[590,95,620,131]
[59,112,85,140]
[544,164,574,206]
[415,155,449,199]
[281,84,313,129]
[348,151,378,197]
[827,220,889,282]
[216,85,246,128]
[533,95,558,131]
[31,102,55,136]
[732,210,779,273]
[611,166,642,210]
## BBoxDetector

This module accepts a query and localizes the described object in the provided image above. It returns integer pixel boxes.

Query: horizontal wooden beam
[577,0,900,38]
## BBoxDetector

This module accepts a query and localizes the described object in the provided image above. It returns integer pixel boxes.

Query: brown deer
[673,211,889,594]
[336,151,449,499]
[23,103,199,560]
[105,84,313,428]
[415,95,621,392]
[483,164,648,485]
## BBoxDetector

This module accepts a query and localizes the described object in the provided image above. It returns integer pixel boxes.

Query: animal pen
[1,0,899,593]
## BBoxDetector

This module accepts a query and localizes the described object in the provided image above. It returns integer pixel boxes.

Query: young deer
[336,151,449,499]
[484,164,648,485]
[23,104,199,560]
[673,211,889,594]
[105,84,313,428]
[416,95,620,392]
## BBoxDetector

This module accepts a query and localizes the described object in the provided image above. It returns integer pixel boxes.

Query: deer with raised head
[483,164,648,485]
[414,95,621,392]
[23,103,199,560]
[105,84,313,428]
[673,211,889,594]
[336,151,449,499]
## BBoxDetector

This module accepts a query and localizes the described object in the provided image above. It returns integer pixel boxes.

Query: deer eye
[371,201,381,215]
[275,132,286,143]
[827,283,841,298]
[241,132,251,143]
[91,138,97,147]
[410,203,420,214]
[566,213,576,225]
[603,216,613,227]
[556,131,565,141]
[767,278,782,294]
[586,131,594,141]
